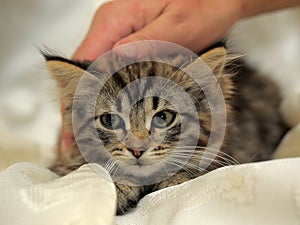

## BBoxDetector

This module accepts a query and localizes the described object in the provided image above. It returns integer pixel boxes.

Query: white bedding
[0,1,300,225]
[1,158,300,225]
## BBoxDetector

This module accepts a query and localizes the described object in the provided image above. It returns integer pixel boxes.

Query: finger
[113,13,211,58]
[72,7,124,60]
[73,0,166,61]
[113,2,238,57]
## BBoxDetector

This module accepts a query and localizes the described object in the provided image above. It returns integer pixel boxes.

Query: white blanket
[0,163,116,225]
[1,158,300,225]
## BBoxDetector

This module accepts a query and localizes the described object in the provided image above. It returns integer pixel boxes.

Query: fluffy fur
[45,47,286,214]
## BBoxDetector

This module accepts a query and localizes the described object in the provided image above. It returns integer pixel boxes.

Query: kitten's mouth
[115,158,172,180]
[136,160,144,166]
[116,153,162,167]
[125,157,152,167]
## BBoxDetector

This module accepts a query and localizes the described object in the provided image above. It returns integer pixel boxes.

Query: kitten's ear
[201,47,234,99]
[199,47,227,75]
[185,47,233,100]
[45,57,87,105]
[46,60,85,87]
[185,47,228,77]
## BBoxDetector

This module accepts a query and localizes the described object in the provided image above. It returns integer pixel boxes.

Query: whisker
[105,158,119,177]
[175,146,240,165]
[155,157,205,177]
[170,153,230,168]
[169,148,238,167]
[150,145,239,170]
[165,160,197,178]
[167,157,208,173]
[175,150,238,166]
[156,157,174,178]
[153,155,194,177]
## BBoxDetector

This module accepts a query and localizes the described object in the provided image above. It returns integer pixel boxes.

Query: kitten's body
[46,47,286,214]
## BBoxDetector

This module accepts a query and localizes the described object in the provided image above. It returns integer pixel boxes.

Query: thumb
[112,15,192,58]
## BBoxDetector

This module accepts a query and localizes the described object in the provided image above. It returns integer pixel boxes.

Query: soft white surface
[0,163,116,225]
[116,158,300,225]
[0,159,300,225]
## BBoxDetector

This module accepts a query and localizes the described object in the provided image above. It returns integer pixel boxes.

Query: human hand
[73,0,244,60]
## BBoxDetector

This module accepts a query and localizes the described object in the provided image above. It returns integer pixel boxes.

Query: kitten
[44,46,286,215]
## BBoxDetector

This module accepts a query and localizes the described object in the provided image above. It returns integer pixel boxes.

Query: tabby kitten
[45,47,285,215]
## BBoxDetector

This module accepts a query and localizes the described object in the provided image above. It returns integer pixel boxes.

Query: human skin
[60,0,300,154]
[73,0,300,60]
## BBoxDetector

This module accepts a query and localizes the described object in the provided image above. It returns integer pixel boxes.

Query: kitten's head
[45,47,234,179]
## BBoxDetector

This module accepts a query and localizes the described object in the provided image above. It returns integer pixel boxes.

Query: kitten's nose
[128,148,146,158]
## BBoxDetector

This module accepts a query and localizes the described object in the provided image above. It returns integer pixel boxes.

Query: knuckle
[96,1,114,14]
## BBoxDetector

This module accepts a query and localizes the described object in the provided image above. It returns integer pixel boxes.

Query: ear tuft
[200,47,227,75]
[45,58,88,106]
[46,60,86,86]
[184,47,236,101]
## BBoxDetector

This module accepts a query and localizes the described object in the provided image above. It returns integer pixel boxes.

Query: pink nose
[128,148,146,158]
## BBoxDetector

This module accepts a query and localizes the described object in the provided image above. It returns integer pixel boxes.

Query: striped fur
[45,47,286,214]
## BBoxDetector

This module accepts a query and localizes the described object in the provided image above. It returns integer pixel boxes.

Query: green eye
[100,113,123,130]
[152,110,176,129]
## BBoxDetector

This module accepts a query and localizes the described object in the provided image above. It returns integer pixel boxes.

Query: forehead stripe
[152,96,159,110]
[113,72,127,89]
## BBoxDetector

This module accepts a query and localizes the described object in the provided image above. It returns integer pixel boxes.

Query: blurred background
[0,1,299,170]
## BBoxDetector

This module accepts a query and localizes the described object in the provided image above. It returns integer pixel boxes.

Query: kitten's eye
[100,113,123,130]
[152,110,176,129]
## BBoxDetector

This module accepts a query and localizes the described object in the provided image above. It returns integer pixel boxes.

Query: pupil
[158,112,166,121]
[108,114,114,126]
[106,114,115,126]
